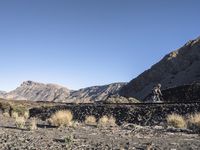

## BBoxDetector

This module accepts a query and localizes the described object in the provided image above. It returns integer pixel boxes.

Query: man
[151,83,162,102]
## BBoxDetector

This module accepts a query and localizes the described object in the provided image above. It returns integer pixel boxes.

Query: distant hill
[68,83,126,103]
[0,81,126,102]
[120,36,200,100]
[1,81,71,102]
[0,91,6,98]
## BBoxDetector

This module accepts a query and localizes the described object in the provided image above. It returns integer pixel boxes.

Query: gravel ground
[0,114,200,150]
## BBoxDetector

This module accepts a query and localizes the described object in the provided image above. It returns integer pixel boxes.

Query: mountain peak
[21,80,41,86]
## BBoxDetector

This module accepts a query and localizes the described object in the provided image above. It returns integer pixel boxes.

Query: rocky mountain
[0,81,126,102]
[2,81,71,102]
[120,36,200,100]
[68,83,126,103]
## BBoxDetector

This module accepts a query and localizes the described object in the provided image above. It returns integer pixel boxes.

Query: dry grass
[15,117,26,129]
[28,118,37,131]
[11,111,19,119]
[24,111,30,119]
[3,112,10,117]
[11,105,29,117]
[98,115,117,127]
[48,110,73,127]
[0,102,11,113]
[188,113,200,130]
[85,115,97,125]
[166,113,186,128]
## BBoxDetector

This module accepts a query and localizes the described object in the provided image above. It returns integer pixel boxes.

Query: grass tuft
[15,116,26,129]
[188,113,200,130]
[167,113,186,128]
[28,118,37,131]
[48,110,73,127]
[85,115,97,125]
[98,115,117,127]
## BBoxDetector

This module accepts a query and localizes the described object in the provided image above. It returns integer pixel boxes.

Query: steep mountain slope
[120,36,200,100]
[0,81,126,102]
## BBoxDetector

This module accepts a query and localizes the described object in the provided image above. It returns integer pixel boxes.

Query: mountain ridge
[119,36,200,100]
[0,81,126,102]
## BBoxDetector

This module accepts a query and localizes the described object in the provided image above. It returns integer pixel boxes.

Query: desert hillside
[120,36,200,100]
[0,81,126,102]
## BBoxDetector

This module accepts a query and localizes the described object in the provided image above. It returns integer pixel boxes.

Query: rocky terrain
[1,99,200,150]
[120,36,200,100]
[0,81,126,103]
[1,113,200,150]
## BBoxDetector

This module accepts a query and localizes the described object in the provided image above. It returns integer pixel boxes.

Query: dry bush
[98,115,117,127]
[28,118,37,131]
[15,117,26,129]
[85,115,97,125]
[0,102,11,114]
[166,113,186,128]
[11,105,29,117]
[3,112,10,117]
[48,110,73,127]
[24,111,29,119]
[188,113,200,130]
[11,111,19,119]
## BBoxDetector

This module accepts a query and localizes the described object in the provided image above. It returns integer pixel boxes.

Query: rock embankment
[30,103,200,126]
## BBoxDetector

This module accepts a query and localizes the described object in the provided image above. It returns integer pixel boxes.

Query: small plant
[64,134,74,149]
[85,115,97,125]
[48,110,73,127]
[24,111,30,119]
[15,117,26,129]
[28,118,37,131]
[11,105,29,117]
[0,102,11,114]
[3,112,10,117]
[11,111,19,119]
[166,113,186,128]
[188,113,200,130]
[71,121,79,129]
[98,115,117,127]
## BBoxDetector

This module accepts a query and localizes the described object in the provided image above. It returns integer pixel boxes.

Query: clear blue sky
[0,0,200,91]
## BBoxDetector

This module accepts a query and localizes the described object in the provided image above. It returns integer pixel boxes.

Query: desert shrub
[3,112,10,117]
[85,115,97,125]
[11,111,19,119]
[24,111,30,119]
[48,110,73,127]
[0,102,11,113]
[166,114,186,128]
[11,105,29,117]
[64,134,74,149]
[15,117,26,129]
[28,118,37,131]
[98,115,117,127]
[188,113,200,131]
